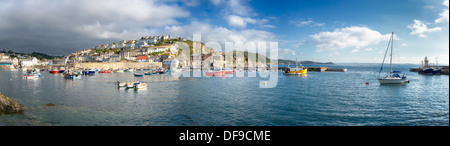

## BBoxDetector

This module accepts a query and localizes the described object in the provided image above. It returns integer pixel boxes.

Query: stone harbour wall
[74,62,162,70]
[0,65,14,70]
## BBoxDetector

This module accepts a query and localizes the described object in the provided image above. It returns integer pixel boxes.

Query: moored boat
[422,67,442,75]
[134,73,144,77]
[133,83,147,89]
[64,74,81,80]
[205,70,225,76]
[144,72,153,75]
[284,58,307,75]
[49,70,59,74]
[22,74,42,78]
[100,70,112,73]
[23,69,42,78]
[377,32,410,84]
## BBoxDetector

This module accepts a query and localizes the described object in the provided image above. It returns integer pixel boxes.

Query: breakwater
[410,66,449,75]
[73,62,162,70]
[277,67,347,72]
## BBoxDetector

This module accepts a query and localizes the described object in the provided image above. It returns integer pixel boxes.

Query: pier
[410,66,449,75]
[278,67,347,72]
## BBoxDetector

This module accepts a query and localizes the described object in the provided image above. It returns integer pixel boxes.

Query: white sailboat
[378,32,410,84]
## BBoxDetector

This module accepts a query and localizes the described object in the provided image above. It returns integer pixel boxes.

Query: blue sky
[0,0,448,64]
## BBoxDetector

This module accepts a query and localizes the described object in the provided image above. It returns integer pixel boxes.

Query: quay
[410,56,449,75]
[278,67,347,72]
[410,66,449,75]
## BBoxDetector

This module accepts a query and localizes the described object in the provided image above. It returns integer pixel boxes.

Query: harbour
[1,63,448,126]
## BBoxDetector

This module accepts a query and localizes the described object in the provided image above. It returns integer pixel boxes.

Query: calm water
[0,64,448,126]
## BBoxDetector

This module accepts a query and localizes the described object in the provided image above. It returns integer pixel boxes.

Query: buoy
[264,82,267,85]
[366,82,369,85]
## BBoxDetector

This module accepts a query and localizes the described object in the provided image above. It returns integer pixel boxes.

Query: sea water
[0,63,448,126]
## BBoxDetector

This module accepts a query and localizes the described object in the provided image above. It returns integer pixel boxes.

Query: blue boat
[134,73,144,77]
[423,68,442,75]
[64,74,81,80]
[82,69,96,75]
[144,72,153,75]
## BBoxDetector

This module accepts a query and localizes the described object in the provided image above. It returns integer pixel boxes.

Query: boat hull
[205,71,225,76]
[134,73,144,77]
[378,78,410,84]
[64,75,81,80]
[423,68,442,75]
[49,70,59,74]
[284,69,307,75]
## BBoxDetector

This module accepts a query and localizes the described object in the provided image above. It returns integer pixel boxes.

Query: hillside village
[1,35,271,70]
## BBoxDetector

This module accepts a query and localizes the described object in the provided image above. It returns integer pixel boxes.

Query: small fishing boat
[125,68,134,72]
[58,67,66,73]
[64,74,81,80]
[49,70,59,74]
[284,58,307,75]
[134,73,144,77]
[378,32,410,84]
[133,83,147,89]
[144,72,153,75]
[422,67,442,75]
[23,69,42,78]
[22,74,42,79]
[118,81,137,87]
[205,70,225,76]
[82,68,96,75]
[123,82,141,88]
[99,70,112,73]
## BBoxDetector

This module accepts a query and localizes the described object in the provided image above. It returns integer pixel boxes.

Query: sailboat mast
[389,32,394,76]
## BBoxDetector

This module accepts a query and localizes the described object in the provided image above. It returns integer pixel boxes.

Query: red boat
[205,70,225,76]
[99,70,112,73]
[49,70,59,74]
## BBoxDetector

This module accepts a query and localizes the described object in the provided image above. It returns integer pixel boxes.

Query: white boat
[378,32,410,84]
[134,83,147,89]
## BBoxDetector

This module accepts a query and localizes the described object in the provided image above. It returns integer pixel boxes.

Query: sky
[0,0,448,64]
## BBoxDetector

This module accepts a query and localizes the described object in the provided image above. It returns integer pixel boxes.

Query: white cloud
[351,48,360,53]
[408,20,442,37]
[211,0,255,16]
[436,9,449,23]
[435,0,449,23]
[279,49,297,58]
[164,21,277,52]
[293,19,325,27]
[365,48,373,51]
[0,0,190,55]
[309,26,391,52]
[225,15,274,28]
[181,0,201,7]
[210,0,223,6]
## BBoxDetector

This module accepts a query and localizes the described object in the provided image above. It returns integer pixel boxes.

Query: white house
[162,58,179,69]
[136,40,149,48]
[20,57,39,67]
